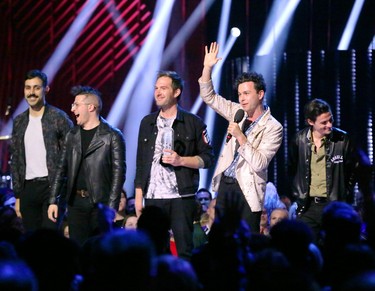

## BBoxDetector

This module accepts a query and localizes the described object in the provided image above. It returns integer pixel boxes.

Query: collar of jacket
[70,116,112,134]
[254,105,271,127]
[149,106,187,125]
[24,102,50,120]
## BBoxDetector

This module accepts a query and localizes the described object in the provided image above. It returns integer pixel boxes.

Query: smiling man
[11,69,73,232]
[48,85,126,245]
[289,98,358,241]
[135,71,214,260]
[198,42,283,233]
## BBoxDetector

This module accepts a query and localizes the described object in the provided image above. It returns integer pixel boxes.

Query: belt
[26,176,49,183]
[310,196,328,204]
[76,190,89,198]
[221,175,238,184]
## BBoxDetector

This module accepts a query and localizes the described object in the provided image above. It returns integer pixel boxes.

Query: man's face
[238,81,263,116]
[196,191,211,212]
[308,112,333,139]
[71,94,90,127]
[154,76,179,109]
[24,77,48,109]
[269,209,288,227]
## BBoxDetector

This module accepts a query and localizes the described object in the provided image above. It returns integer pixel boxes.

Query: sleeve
[195,118,215,169]
[135,118,146,190]
[199,78,241,122]
[49,132,70,204]
[10,119,22,198]
[108,129,126,210]
[238,120,283,172]
[344,135,359,203]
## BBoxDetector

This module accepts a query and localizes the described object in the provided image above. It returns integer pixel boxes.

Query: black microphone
[226,109,245,143]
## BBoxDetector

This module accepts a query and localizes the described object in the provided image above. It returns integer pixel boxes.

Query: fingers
[209,42,219,53]
[205,42,219,55]
[48,206,57,222]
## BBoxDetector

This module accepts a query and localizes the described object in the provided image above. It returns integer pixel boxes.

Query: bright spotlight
[230,27,241,37]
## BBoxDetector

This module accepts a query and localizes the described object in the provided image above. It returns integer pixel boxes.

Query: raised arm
[201,42,222,82]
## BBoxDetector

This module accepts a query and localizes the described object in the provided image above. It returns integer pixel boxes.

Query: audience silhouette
[1,185,375,291]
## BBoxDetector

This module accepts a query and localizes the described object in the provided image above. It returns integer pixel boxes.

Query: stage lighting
[230,27,241,37]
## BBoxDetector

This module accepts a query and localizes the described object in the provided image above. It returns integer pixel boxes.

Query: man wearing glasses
[48,85,126,245]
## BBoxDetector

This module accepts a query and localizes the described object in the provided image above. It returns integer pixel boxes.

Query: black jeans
[67,195,99,246]
[297,199,330,242]
[145,197,196,260]
[20,179,56,232]
[217,177,261,233]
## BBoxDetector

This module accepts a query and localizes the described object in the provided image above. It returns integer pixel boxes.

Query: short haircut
[234,72,266,93]
[25,69,48,87]
[156,70,184,100]
[304,98,331,123]
[70,85,103,113]
[196,188,212,198]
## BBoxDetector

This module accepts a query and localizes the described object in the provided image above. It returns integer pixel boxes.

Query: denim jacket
[135,107,214,197]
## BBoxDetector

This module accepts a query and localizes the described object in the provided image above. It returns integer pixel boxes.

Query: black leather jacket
[135,107,214,196]
[288,127,357,214]
[49,117,126,210]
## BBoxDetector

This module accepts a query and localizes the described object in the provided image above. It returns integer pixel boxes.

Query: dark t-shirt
[75,126,98,190]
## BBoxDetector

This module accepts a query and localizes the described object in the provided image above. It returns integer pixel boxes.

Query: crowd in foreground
[1,185,375,291]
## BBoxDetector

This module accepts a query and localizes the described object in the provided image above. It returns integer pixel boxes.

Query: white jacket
[199,78,283,212]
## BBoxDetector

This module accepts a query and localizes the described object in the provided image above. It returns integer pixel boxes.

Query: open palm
[204,42,222,68]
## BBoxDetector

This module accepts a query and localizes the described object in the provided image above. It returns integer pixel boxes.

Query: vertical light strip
[306,51,312,98]
[367,49,373,164]
[335,64,341,127]
[351,49,357,103]
[368,112,373,164]
[294,75,300,131]
[282,53,288,177]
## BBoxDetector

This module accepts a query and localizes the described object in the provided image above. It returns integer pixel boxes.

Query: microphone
[226,109,245,143]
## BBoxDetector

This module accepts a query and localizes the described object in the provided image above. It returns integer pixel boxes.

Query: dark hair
[304,98,331,123]
[156,70,184,100]
[70,85,103,112]
[196,188,212,197]
[25,70,48,87]
[234,72,266,93]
